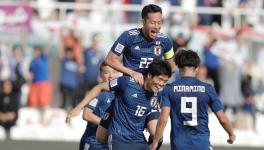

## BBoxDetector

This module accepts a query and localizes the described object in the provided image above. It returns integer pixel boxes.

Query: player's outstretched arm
[105,51,144,86]
[65,82,110,123]
[215,110,236,144]
[150,107,170,150]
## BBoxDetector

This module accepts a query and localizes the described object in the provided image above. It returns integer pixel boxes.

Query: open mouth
[150,30,157,38]
[153,85,160,92]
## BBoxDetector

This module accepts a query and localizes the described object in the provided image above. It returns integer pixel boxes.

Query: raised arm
[215,110,236,144]
[166,58,176,72]
[105,51,144,86]
[65,82,109,123]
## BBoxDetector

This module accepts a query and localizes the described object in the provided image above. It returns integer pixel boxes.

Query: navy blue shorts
[108,134,149,150]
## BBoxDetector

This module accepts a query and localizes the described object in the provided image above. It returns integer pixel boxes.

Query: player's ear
[195,67,199,72]
[147,73,152,79]
[142,19,146,25]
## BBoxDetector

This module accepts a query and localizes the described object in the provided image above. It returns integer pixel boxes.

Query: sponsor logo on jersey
[132,93,138,98]
[107,99,111,103]
[134,45,140,50]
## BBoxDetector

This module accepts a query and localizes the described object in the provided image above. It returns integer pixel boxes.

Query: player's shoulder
[157,32,170,39]
[162,83,174,92]
[196,79,212,87]
[127,28,140,36]
[98,91,111,98]
[120,76,139,88]
[116,75,134,84]
[122,76,136,84]
[194,79,216,94]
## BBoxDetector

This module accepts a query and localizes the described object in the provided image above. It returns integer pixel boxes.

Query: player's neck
[140,28,153,41]
[180,69,197,78]
[143,80,152,92]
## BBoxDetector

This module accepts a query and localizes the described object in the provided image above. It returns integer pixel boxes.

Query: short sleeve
[109,76,128,93]
[86,98,98,111]
[207,85,223,112]
[110,31,130,56]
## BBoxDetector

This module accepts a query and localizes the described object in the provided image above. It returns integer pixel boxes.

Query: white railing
[1,1,264,28]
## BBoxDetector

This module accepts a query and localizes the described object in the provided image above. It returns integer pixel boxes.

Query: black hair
[12,45,21,52]
[141,4,162,19]
[99,61,108,72]
[34,45,43,52]
[174,49,200,68]
[146,59,172,78]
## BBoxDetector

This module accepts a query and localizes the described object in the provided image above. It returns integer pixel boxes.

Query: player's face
[34,48,41,57]
[147,74,169,93]
[13,48,21,59]
[143,12,162,39]
[100,66,120,82]
[3,81,12,94]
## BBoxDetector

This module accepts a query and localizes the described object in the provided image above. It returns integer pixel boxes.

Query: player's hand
[149,142,158,150]
[131,71,144,86]
[227,134,236,144]
[65,108,81,123]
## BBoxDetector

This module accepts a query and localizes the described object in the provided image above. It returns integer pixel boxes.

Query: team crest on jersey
[154,41,162,56]
[150,97,158,107]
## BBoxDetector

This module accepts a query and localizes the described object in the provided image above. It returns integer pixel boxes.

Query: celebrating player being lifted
[105,4,175,86]
[66,4,175,149]
[102,4,175,146]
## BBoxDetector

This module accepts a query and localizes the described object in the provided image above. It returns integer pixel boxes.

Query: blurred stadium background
[1,0,264,150]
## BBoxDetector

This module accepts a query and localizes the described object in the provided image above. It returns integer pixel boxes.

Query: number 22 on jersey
[181,97,198,126]
[139,58,153,68]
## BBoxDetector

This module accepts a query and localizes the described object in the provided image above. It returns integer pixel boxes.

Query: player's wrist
[128,70,135,77]
[75,105,83,111]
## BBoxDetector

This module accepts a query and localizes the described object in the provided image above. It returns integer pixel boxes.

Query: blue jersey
[29,55,49,82]
[83,49,104,83]
[108,76,160,142]
[81,91,114,149]
[162,77,223,150]
[59,59,79,89]
[110,28,174,73]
